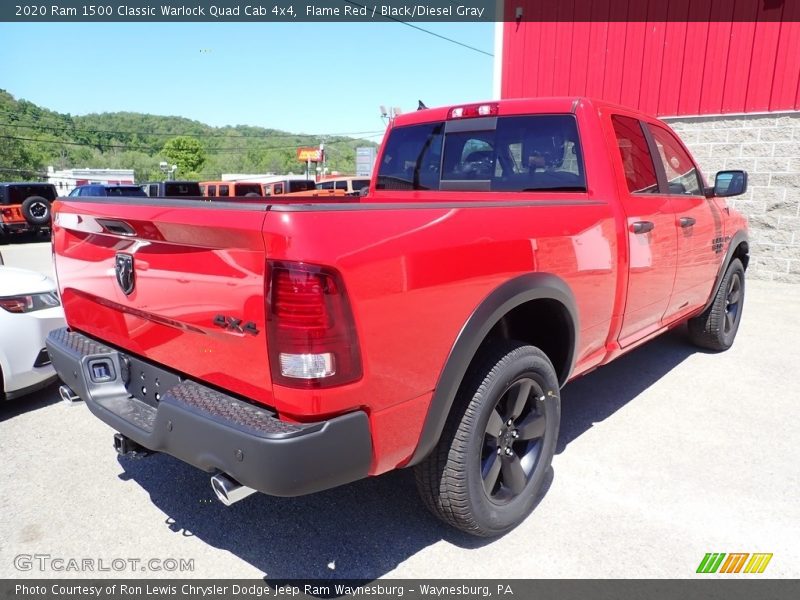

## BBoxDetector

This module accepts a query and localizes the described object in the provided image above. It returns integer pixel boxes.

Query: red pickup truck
[46,98,749,537]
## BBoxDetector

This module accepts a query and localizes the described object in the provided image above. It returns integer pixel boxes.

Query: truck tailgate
[52,198,274,405]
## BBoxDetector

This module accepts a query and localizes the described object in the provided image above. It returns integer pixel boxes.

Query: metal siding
[552,5,576,96]
[721,1,758,114]
[639,8,669,115]
[602,20,628,105]
[501,0,800,115]
[659,0,691,116]
[585,2,611,98]
[770,0,800,110]
[619,19,648,108]
[677,5,712,115]
[745,15,783,112]
[568,1,593,96]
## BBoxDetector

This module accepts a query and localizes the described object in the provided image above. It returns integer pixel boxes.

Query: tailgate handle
[97,219,136,237]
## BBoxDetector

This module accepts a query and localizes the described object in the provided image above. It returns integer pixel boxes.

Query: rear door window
[611,115,659,194]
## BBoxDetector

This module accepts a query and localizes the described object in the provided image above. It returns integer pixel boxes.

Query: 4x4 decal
[213,314,259,336]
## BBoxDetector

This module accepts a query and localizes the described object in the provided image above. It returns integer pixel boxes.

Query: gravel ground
[1,242,798,579]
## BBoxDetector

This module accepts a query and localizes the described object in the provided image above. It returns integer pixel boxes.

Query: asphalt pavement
[1,241,798,579]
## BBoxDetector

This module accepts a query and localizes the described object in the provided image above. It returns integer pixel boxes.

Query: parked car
[1,262,65,400]
[0,182,57,243]
[69,184,147,198]
[262,179,315,196]
[140,181,202,198]
[315,176,371,196]
[199,181,263,198]
[46,97,749,537]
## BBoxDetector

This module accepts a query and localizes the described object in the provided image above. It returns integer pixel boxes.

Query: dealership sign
[297,147,322,162]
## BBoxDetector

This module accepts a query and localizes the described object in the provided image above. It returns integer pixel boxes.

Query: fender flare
[406,273,579,466]
[702,229,749,313]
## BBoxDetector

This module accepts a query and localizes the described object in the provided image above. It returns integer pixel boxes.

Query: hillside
[0,89,380,182]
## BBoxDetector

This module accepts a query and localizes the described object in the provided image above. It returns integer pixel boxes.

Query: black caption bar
[3,0,797,22]
[2,0,495,22]
[2,580,800,600]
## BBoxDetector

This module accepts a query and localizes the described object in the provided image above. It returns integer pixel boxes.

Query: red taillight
[448,103,499,119]
[267,261,362,388]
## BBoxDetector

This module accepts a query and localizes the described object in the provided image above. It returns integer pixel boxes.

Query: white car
[0,257,66,400]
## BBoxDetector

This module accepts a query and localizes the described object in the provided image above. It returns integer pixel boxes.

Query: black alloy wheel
[723,271,743,336]
[481,377,549,503]
[415,341,560,536]
[688,257,745,351]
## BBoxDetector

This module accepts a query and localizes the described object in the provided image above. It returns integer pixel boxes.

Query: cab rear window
[376,115,585,192]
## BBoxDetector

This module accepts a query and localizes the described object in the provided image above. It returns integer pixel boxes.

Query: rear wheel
[688,258,745,351]
[415,341,560,537]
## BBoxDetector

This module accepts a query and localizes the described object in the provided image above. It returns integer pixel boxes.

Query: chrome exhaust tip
[210,473,256,506]
[59,384,81,404]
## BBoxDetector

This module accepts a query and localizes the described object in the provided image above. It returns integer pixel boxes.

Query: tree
[161,136,206,176]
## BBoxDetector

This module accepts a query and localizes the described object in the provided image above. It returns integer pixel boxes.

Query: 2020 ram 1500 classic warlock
[46,98,749,536]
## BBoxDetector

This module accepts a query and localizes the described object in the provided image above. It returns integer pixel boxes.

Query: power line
[343,1,493,57]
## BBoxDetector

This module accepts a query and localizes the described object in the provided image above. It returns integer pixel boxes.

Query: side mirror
[710,170,748,198]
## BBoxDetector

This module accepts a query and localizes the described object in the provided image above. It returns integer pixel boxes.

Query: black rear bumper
[45,328,372,497]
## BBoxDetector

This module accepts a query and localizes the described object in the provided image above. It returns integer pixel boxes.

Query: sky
[0,22,495,141]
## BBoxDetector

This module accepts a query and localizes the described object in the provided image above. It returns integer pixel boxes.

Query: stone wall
[664,112,800,283]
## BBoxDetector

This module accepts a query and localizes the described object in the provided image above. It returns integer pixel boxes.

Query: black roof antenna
[417,100,428,111]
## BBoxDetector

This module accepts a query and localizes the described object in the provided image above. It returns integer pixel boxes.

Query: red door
[607,114,678,346]
[646,122,724,320]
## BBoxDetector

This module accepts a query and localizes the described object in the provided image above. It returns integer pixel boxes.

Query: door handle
[630,221,654,234]
[679,216,696,228]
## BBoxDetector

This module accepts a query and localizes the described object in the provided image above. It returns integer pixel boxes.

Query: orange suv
[0,183,57,244]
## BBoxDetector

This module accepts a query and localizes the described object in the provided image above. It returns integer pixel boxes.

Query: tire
[415,341,561,537]
[0,227,8,246]
[688,258,745,351]
[20,196,51,227]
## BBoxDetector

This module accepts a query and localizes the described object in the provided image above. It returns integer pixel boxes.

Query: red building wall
[500,0,800,115]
